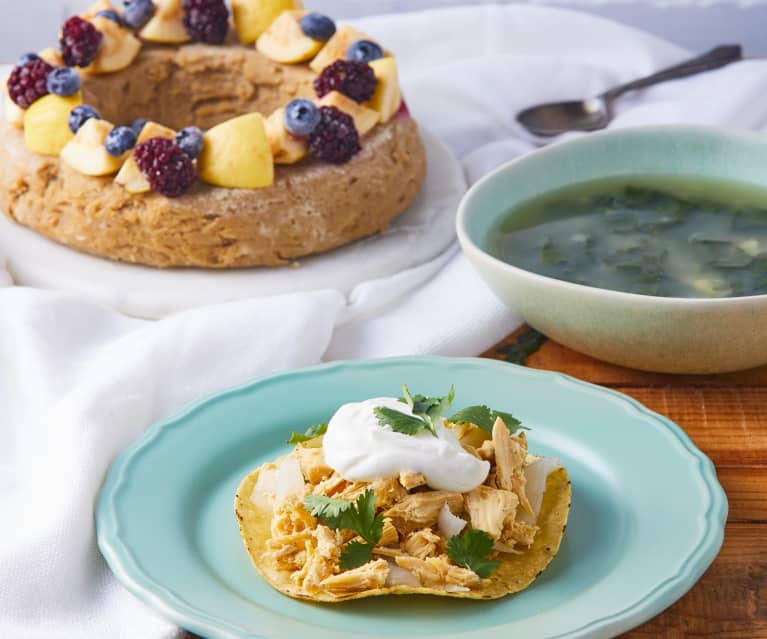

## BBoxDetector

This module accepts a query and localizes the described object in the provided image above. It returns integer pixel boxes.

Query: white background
[1,0,767,61]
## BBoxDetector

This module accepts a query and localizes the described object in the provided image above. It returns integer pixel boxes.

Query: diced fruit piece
[86,16,142,73]
[61,118,127,175]
[231,0,302,44]
[2,75,24,126]
[60,16,104,68]
[69,104,101,133]
[316,91,377,137]
[175,126,204,158]
[134,137,196,197]
[140,0,190,43]
[122,0,156,28]
[309,24,372,73]
[7,59,53,109]
[313,59,377,104]
[4,96,24,126]
[115,121,175,192]
[257,11,323,64]
[183,0,229,44]
[137,121,176,143]
[105,125,138,156]
[198,113,274,188]
[346,39,384,63]
[365,57,401,123]
[46,68,82,97]
[299,12,335,42]
[23,92,83,156]
[114,156,149,192]
[309,105,360,164]
[38,48,65,67]
[284,98,320,136]
[265,108,307,164]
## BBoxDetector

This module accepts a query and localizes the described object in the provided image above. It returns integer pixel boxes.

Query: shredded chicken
[403,527,442,559]
[502,520,539,547]
[270,496,316,539]
[464,485,519,539]
[379,517,399,546]
[492,418,533,516]
[320,558,389,595]
[335,477,407,510]
[290,526,343,594]
[311,472,348,496]
[385,491,464,534]
[477,439,495,463]
[295,446,333,484]
[399,470,428,491]
[395,555,480,588]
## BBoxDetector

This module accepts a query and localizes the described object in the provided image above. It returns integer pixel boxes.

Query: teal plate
[96,356,727,639]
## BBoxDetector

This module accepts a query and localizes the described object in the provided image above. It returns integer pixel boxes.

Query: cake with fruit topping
[0,0,425,267]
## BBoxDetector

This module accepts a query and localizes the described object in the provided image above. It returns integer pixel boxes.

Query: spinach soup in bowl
[456,125,767,373]
[490,175,767,298]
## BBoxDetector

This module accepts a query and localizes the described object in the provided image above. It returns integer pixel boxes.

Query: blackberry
[182,0,229,44]
[309,106,361,164]
[313,60,377,104]
[7,59,53,109]
[134,137,197,197]
[60,16,103,68]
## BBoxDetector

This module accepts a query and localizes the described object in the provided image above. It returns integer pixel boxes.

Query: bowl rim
[456,123,767,306]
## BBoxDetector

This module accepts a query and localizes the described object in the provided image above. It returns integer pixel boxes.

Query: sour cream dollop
[322,397,490,492]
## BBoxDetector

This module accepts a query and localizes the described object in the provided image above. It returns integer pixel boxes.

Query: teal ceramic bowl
[457,125,767,374]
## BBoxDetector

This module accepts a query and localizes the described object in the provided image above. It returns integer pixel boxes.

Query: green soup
[489,176,767,298]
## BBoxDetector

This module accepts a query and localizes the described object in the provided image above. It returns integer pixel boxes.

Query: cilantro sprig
[446,529,500,578]
[304,489,384,570]
[286,423,327,445]
[448,405,528,435]
[374,384,455,437]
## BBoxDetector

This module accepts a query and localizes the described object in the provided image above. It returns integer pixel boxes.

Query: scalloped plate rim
[96,355,727,639]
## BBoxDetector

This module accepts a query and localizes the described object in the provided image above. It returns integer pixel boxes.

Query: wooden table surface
[186,326,766,639]
[483,326,767,638]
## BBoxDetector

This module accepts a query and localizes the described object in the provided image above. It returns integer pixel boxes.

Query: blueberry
[68,105,100,133]
[46,67,82,97]
[95,9,123,24]
[130,118,148,136]
[122,0,155,28]
[284,99,321,137]
[299,13,336,42]
[105,125,138,156]
[346,40,384,63]
[16,52,40,67]
[174,126,204,159]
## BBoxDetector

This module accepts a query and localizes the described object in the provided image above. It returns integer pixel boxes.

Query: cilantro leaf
[303,494,356,530]
[448,405,526,434]
[446,529,501,578]
[340,541,374,570]
[497,327,547,365]
[374,406,432,436]
[303,489,384,569]
[286,423,327,445]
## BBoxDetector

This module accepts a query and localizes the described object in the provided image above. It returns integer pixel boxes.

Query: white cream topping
[322,397,490,492]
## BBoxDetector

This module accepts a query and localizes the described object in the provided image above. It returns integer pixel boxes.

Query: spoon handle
[602,44,742,102]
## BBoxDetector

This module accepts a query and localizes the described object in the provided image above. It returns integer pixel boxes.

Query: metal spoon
[517,44,742,137]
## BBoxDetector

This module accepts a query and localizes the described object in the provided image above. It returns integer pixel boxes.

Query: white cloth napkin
[2,4,767,638]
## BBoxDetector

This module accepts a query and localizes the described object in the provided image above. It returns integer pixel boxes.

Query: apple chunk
[198,113,274,188]
[232,0,303,44]
[257,11,323,64]
[61,118,128,176]
[23,93,83,156]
